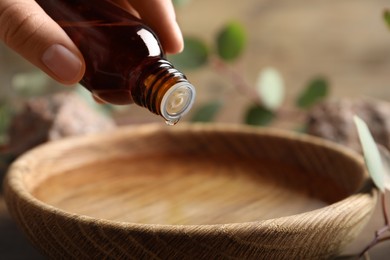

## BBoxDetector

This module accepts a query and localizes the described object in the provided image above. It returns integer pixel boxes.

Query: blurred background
[1,0,390,258]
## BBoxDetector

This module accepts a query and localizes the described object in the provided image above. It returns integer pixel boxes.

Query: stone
[306,98,390,153]
[6,91,116,157]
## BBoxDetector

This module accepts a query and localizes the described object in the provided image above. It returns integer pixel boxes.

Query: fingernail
[42,44,82,83]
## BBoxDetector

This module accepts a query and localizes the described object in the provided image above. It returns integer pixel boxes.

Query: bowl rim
[4,123,377,234]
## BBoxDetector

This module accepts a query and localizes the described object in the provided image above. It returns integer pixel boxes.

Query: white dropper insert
[161,82,196,125]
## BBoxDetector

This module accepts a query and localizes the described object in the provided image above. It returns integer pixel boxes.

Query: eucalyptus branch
[274,106,306,122]
[363,252,370,260]
[381,192,389,226]
[211,57,262,105]
[358,192,390,258]
[377,235,390,245]
[211,56,308,126]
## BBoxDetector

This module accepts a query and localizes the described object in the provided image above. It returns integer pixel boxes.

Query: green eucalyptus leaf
[296,77,328,109]
[216,21,246,62]
[384,9,390,28]
[376,144,390,191]
[191,101,222,122]
[245,105,275,126]
[169,37,209,70]
[354,115,385,192]
[256,67,285,111]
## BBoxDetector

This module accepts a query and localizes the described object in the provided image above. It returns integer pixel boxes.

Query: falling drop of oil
[165,118,180,126]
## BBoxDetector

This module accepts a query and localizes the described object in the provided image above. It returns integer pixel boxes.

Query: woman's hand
[0,0,183,85]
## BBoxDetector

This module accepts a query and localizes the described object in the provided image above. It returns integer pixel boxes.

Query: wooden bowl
[4,124,376,259]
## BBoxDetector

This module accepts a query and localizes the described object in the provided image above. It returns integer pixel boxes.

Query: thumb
[0,0,85,85]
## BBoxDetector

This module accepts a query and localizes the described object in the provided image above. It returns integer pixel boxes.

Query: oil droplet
[165,118,180,126]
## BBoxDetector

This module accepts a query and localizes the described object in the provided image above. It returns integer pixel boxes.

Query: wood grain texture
[3,123,377,259]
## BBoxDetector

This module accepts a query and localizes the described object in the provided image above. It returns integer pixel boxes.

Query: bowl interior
[23,124,366,225]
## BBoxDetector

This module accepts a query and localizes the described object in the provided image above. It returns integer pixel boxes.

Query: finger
[127,0,183,54]
[0,0,85,85]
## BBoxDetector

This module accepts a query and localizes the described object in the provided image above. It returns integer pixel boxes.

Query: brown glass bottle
[36,0,195,124]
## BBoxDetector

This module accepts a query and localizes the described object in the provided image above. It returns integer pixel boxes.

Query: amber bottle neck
[132,60,196,124]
